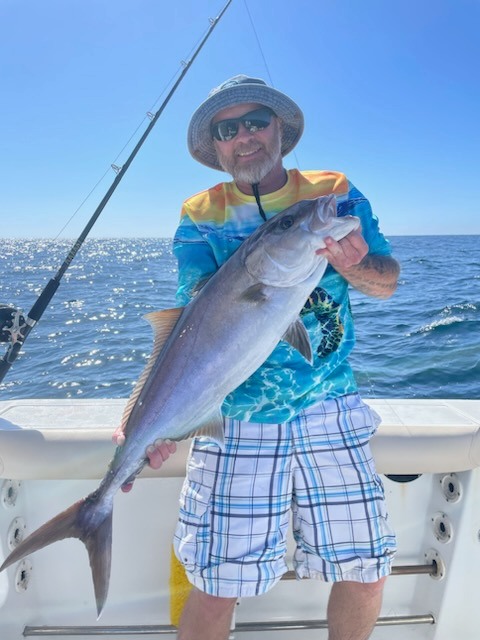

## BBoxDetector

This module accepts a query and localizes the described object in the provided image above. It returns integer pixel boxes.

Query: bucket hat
[187,74,304,170]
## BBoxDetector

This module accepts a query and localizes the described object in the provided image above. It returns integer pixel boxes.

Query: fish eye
[279,216,294,230]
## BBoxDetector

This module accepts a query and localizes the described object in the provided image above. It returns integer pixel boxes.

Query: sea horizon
[1,235,478,402]
[2,233,479,242]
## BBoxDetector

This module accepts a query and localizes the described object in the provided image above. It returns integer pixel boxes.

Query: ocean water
[0,235,478,401]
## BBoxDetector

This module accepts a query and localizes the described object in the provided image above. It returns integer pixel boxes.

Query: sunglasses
[210,107,276,142]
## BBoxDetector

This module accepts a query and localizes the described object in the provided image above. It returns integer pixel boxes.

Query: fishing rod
[0,0,233,385]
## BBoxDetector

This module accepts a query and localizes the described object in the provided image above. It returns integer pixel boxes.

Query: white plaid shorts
[173,393,396,598]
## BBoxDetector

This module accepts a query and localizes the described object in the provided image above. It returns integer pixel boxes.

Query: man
[119,75,399,640]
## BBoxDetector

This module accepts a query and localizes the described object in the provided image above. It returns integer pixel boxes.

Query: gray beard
[230,153,278,184]
[217,132,282,185]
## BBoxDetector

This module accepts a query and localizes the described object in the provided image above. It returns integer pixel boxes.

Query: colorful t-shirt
[173,169,391,423]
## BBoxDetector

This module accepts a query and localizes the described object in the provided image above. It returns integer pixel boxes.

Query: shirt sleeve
[172,208,219,306]
[338,182,392,256]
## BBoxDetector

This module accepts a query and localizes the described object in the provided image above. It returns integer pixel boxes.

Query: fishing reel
[0,304,27,345]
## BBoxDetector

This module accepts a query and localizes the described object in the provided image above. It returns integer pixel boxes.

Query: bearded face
[215,118,282,184]
[211,102,283,185]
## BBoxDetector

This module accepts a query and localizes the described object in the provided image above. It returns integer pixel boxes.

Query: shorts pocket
[175,477,214,572]
[179,479,212,522]
[348,399,382,443]
[366,404,382,437]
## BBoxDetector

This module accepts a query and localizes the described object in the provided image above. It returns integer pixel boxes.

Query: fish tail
[83,511,113,618]
[0,495,113,618]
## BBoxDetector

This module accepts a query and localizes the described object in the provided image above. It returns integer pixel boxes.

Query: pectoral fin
[282,319,313,364]
[241,283,269,303]
[193,408,225,448]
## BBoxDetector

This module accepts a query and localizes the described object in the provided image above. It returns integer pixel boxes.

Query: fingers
[113,426,130,491]
[316,230,368,270]
[121,481,133,493]
[112,425,126,446]
[146,439,177,469]
[341,229,368,257]
[166,440,177,455]
[115,435,177,493]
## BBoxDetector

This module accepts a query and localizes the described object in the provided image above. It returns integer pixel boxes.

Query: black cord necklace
[252,183,267,221]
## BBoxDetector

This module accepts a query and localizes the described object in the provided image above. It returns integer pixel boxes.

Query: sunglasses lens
[213,120,239,141]
[211,108,274,141]
[243,114,271,132]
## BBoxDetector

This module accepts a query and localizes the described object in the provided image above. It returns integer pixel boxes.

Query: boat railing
[1,398,480,479]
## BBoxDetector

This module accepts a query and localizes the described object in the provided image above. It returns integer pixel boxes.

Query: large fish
[0,195,359,616]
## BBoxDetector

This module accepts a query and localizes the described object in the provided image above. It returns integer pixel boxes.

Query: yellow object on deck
[169,546,193,627]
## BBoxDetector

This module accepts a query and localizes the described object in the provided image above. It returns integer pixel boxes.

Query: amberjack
[0,195,360,616]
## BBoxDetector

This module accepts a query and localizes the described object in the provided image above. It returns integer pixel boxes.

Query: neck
[235,162,288,196]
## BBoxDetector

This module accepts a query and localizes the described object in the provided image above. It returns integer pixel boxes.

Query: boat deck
[1,398,480,639]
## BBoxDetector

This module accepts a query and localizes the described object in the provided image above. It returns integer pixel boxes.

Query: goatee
[217,128,282,185]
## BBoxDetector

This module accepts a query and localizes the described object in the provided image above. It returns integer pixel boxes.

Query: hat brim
[188,83,304,170]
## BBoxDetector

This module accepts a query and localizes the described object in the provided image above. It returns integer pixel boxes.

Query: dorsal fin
[119,307,184,437]
[144,308,184,345]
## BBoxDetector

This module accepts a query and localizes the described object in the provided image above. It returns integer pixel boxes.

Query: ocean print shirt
[173,169,392,423]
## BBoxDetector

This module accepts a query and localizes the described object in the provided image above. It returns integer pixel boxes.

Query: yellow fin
[119,308,184,437]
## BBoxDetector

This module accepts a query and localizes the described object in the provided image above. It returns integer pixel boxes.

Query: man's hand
[316,228,368,271]
[316,228,400,299]
[112,426,177,493]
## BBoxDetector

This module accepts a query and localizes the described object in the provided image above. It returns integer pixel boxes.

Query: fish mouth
[307,195,337,234]
[308,195,360,241]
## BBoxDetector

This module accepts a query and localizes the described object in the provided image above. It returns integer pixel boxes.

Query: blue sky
[1,0,479,238]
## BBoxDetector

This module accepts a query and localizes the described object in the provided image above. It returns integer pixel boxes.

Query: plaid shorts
[173,393,396,598]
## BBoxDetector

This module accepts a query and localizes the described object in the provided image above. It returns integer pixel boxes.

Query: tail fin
[0,497,113,618]
[83,510,113,617]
